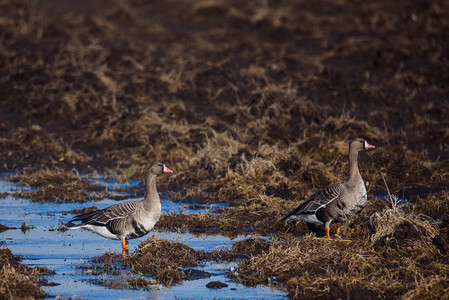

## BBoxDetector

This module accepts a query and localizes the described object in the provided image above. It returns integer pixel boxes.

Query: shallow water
[374,193,409,205]
[0,179,286,299]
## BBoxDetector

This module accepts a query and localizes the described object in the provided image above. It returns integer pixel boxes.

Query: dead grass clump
[184,268,211,280]
[1,0,449,296]
[340,196,390,240]
[414,190,449,221]
[14,183,106,203]
[160,71,183,93]
[123,235,198,285]
[368,147,445,198]
[156,211,234,235]
[93,237,198,285]
[402,276,449,299]
[88,252,130,276]
[0,224,15,233]
[0,248,53,299]
[234,203,448,298]
[235,235,376,288]
[94,252,126,264]
[94,112,208,164]
[432,221,449,255]
[156,213,221,234]
[158,197,306,236]
[233,237,366,297]
[218,154,280,203]
[219,198,303,235]
[9,169,107,203]
[293,135,373,185]
[369,205,439,258]
[190,0,227,22]
[198,237,272,262]
[11,168,82,186]
[0,124,91,170]
[232,238,270,256]
[190,131,241,176]
[323,115,383,145]
[0,265,48,299]
[0,248,19,267]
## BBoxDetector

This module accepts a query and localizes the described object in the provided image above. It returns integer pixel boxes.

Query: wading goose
[283,138,375,239]
[66,162,173,254]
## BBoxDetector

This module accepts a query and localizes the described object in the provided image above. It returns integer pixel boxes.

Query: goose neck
[348,150,362,185]
[144,173,159,204]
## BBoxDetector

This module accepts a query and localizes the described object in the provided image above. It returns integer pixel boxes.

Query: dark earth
[1,0,448,298]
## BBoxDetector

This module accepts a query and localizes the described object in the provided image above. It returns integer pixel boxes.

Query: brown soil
[1,0,449,298]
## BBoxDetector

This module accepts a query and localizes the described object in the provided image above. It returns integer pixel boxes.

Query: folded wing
[67,201,139,228]
[283,184,342,220]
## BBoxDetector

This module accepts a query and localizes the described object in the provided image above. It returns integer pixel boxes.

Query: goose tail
[65,210,100,228]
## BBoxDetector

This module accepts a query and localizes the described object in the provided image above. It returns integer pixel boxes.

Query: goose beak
[364,140,375,150]
[163,165,174,173]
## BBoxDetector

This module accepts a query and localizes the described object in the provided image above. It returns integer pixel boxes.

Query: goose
[283,138,375,238]
[66,162,173,254]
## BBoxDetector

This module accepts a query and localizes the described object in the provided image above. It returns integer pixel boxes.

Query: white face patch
[364,140,375,150]
[163,165,173,173]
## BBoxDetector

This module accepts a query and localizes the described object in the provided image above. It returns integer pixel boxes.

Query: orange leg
[336,225,341,235]
[121,240,129,255]
[325,226,330,239]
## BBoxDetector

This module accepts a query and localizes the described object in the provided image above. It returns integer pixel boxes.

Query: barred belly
[126,219,151,239]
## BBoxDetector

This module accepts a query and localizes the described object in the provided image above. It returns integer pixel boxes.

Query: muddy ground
[1,0,449,298]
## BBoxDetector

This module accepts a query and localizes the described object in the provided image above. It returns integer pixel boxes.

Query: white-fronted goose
[66,162,173,254]
[283,138,375,238]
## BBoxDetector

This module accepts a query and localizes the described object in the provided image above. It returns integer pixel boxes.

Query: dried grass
[0,248,52,299]
[123,235,198,285]
[9,169,107,203]
[235,204,448,299]
[0,0,449,297]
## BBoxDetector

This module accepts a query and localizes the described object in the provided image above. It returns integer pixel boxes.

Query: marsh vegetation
[1,0,448,298]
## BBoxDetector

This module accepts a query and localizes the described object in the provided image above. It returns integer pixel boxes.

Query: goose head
[350,138,375,152]
[147,161,174,175]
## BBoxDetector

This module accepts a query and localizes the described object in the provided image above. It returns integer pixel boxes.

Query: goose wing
[283,184,342,220]
[68,200,140,227]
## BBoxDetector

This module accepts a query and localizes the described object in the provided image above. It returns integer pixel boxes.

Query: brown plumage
[283,138,375,238]
[67,162,173,254]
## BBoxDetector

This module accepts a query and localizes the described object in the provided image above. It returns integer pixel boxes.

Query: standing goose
[283,138,375,238]
[66,162,173,254]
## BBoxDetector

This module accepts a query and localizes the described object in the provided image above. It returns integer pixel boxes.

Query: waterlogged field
[1,0,449,298]
[0,178,286,299]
